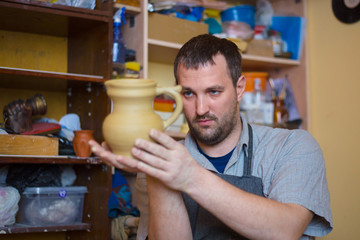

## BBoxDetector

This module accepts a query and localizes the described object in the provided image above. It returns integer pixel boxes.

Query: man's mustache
[193,113,217,123]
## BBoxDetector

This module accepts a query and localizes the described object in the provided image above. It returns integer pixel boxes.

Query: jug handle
[156,85,183,129]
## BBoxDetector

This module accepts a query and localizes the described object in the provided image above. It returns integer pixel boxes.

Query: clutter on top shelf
[221,4,255,28]
[221,20,254,41]
[255,0,273,27]
[270,16,306,60]
[149,1,205,22]
[35,0,96,9]
[246,39,273,57]
[252,0,306,60]
[148,0,227,12]
[226,37,248,53]
[146,0,305,60]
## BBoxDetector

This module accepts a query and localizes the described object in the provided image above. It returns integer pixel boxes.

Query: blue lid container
[221,5,255,28]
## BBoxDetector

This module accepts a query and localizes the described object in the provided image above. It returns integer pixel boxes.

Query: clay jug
[102,79,183,157]
[73,130,94,158]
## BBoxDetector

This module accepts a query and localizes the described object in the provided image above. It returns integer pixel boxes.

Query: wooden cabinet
[0,0,113,239]
[117,0,309,129]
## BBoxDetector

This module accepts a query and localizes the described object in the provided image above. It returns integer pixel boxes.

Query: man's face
[177,54,243,146]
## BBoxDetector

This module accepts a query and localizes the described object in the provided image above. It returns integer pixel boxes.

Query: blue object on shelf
[113,7,127,63]
[205,17,222,34]
[221,5,255,28]
[271,16,307,60]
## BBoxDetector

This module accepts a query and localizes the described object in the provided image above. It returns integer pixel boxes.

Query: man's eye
[182,91,193,97]
[210,90,219,95]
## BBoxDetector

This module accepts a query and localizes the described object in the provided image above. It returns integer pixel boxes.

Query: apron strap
[182,124,263,239]
[243,124,253,176]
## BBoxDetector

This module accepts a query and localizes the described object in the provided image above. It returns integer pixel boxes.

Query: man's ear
[236,75,246,102]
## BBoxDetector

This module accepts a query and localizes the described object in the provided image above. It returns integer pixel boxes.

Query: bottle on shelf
[272,81,289,124]
[112,7,127,78]
[249,77,265,123]
[240,72,274,125]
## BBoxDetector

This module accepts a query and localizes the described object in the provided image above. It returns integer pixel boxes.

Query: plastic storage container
[241,72,269,113]
[221,5,255,28]
[243,72,268,92]
[17,186,87,226]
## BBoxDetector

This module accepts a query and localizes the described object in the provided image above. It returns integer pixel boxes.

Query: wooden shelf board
[0,66,105,82]
[242,54,300,69]
[0,154,103,164]
[0,222,91,234]
[147,39,300,69]
[114,3,141,14]
[148,38,183,49]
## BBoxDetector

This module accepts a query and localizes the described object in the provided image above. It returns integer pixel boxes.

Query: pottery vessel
[26,93,47,115]
[102,79,183,157]
[73,130,94,158]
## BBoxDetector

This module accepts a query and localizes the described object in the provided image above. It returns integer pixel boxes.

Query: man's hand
[132,129,201,192]
[89,140,139,173]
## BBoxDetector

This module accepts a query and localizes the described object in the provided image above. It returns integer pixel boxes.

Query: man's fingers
[137,161,167,180]
[89,139,104,154]
[89,139,138,172]
[132,146,168,170]
[134,137,169,160]
[149,129,178,150]
[101,141,112,151]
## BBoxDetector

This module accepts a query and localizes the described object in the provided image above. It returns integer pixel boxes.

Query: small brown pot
[73,130,94,158]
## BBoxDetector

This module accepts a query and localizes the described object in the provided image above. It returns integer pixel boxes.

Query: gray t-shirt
[183,116,333,239]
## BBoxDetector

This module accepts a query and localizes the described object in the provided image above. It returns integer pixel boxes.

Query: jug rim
[105,79,157,87]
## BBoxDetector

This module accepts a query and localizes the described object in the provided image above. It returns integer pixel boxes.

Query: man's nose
[196,96,209,116]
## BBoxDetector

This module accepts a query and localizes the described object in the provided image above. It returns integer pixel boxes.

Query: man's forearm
[184,168,313,240]
[147,175,192,240]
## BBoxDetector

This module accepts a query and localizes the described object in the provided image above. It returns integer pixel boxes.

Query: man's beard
[188,100,239,146]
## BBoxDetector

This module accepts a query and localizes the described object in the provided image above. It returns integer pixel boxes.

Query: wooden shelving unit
[0,0,113,239]
[137,0,308,129]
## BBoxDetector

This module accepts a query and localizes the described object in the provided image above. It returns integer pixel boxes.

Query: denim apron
[182,125,265,240]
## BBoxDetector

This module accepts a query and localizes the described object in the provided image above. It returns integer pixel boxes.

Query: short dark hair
[174,34,242,86]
